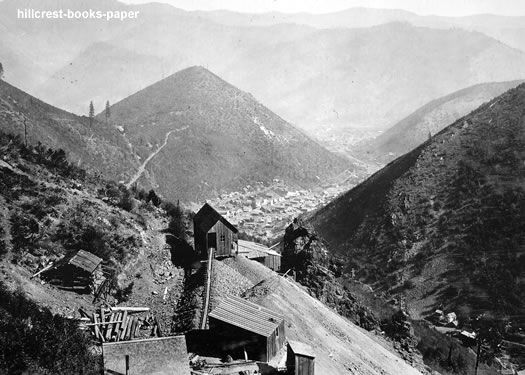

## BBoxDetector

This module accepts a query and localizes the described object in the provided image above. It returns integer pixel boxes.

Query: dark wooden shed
[287,340,315,375]
[194,203,238,258]
[102,336,190,375]
[208,295,285,362]
[42,250,104,293]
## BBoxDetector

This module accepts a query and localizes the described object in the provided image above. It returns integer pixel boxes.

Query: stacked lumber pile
[79,306,163,342]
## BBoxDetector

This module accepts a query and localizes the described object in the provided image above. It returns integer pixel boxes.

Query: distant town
[201,172,365,239]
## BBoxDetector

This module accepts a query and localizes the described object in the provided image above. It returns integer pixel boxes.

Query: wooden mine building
[287,340,315,375]
[102,336,190,375]
[42,250,104,293]
[208,295,285,362]
[194,203,238,258]
[237,240,281,272]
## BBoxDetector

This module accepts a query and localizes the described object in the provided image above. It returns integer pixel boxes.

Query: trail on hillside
[126,126,188,188]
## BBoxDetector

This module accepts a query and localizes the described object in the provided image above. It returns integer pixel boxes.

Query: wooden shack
[42,250,104,293]
[194,203,238,258]
[102,336,190,375]
[287,340,315,375]
[208,295,285,362]
[237,240,281,272]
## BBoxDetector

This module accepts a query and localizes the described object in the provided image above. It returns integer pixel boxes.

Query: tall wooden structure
[208,295,286,362]
[287,340,315,375]
[194,203,238,258]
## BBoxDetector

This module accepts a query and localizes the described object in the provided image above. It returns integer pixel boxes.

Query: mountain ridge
[358,79,524,163]
[97,66,353,202]
[307,83,525,324]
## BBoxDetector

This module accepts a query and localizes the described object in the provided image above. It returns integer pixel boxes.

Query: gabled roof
[57,250,102,273]
[288,340,315,358]
[209,295,284,337]
[194,203,238,233]
[238,240,281,259]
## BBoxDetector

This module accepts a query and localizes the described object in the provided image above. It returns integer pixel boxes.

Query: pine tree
[0,63,4,80]
[105,100,110,124]
[89,101,95,127]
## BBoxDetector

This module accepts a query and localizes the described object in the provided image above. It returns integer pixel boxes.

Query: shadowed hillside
[359,80,524,163]
[100,66,352,202]
[308,84,525,324]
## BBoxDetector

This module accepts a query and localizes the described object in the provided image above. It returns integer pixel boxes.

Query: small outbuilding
[237,240,281,272]
[42,250,104,293]
[194,203,238,258]
[287,340,315,375]
[208,295,285,362]
[102,336,190,375]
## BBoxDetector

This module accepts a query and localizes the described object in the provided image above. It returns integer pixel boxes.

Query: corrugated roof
[63,250,102,273]
[209,295,284,337]
[194,203,238,233]
[238,240,281,259]
[288,340,315,358]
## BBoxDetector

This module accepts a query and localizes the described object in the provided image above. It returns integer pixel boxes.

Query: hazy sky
[122,0,525,16]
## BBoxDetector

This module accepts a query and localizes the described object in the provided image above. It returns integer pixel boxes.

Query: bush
[0,284,101,374]
[118,189,135,212]
[164,202,185,240]
[147,190,162,207]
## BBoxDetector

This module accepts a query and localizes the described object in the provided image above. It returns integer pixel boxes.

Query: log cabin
[42,250,104,293]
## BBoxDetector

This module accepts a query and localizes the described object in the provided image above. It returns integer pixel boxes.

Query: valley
[1,1,525,374]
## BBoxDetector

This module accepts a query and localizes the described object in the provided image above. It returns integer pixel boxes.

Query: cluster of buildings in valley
[204,178,357,239]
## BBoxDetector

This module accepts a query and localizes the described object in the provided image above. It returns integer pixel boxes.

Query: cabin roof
[209,295,284,337]
[238,240,281,259]
[58,250,102,273]
[288,340,315,358]
[194,203,238,234]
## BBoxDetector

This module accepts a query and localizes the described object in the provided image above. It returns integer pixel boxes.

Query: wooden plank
[105,313,115,340]
[120,315,130,340]
[110,306,149,313]
[92,313,105,342]
[78,308,90,319]
[134,318,141,338]
[30,263,53,279]
[118,311,127,341]
[129,318,138,339]
[82,320,124,327]
[155,316,163,337]
[113,312,122,341]
[100,307,106,337]
[124,317,133,340]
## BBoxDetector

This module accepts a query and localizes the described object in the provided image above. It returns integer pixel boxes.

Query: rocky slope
[307,84,525,326]
[99,66,352,202]
[359,80,524,163]
[211,256,424,375]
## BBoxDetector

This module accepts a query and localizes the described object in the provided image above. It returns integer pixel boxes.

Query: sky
[122,0,525,16]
